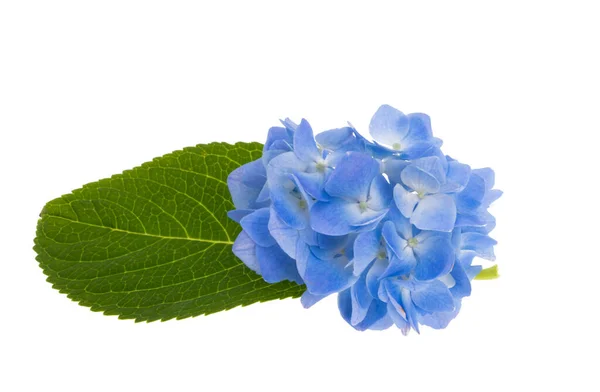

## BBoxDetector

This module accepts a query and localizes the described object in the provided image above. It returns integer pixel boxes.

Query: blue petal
[411,194,457,232]
[398,140,441,160]
[369,104,410,147]
[338,289,353,325]
[385,280,420,333]
[295,171,330,201]
[262,126,293,166]
[455,173,485,212]
[472,168,495,190]
[411,280,455,313]
[410,156,446,185]
[267,208,299,258]
[298,247,357,295]
[401,161,442,194]
[227,158,268,210]
[382,158,410,184]
[256,244,303,284]
[418,301,461,329]
[315,127,354,150]
[240,208,275,247]
[268,171,310,230]
[387,302,410,334]
[404,113,433,145]
[293,119,321,163]
[353,300,391,331]
[393,184,419,218]
[449,261,471,299]
[461,232,497,260]
[227,209,253,223]
[324,152,380,201]
[365,258,387,299]
[440,160,471,193]
[367,175,393,211]
[352,230,381,276]
[351,273,373,326]
[301,291,328,308]
[455,213,487,227]
[232,231,259,273]
[385,203,414,239]
[311,198,385,236]
[413,232,455,280]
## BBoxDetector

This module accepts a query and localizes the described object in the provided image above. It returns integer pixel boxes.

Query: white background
[1,1,599,391]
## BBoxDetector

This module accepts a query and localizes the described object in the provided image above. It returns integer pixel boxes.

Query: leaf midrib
[46,214,234,245]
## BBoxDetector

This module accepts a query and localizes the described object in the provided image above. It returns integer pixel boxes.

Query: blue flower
[227,104,502,333]
[369,104,441,159]
[311,152,393,236]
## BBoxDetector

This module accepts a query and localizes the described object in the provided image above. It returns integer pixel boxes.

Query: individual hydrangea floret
[228,104,502,333]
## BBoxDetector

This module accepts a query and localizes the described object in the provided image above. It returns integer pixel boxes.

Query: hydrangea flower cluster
[227,105,501,333]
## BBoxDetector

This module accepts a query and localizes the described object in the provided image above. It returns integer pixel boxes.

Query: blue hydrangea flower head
[227,104,501,333]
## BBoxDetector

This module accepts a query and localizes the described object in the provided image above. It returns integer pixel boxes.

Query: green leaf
[474,265,500,280]
[34,142,306,322]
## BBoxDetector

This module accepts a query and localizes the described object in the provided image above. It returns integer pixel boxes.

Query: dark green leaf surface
[34,142,306,322]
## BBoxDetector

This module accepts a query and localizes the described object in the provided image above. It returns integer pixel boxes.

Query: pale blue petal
[472,168,495,190]
[240,208,276,247]
[256,244,303,284]
[267,151,307,174]
[461,232,497,260]
[400,141,441,160]
[401,164,441,194]
[227,158,268,210]
[369,104,410,146]
[301,291,328,308]
[482,189,503,208]
[413,232,455,280]
[293,119,321,163]
[352,230,381,276]
[366,312,394,331]
[393,184,419,218]
[403,113,433,144]
[267,208,299,258]
[255,181,270,204]
[410,156,446,185]
[268,170,309,230]
[411,280,455,313]
[324,152,380,201]
[411,194,457,232]
[315,127,354,150]
[232,231,259,273]
[262,126,293,166]
[367,175,393,211]
[311,198,384,236]
[455,213,487,227]
[381,221,407,259]
[418,301,461,329]
[440,160,471,193]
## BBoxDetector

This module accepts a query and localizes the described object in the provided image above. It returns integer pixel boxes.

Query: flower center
[298,199,307,210]
[392,142,402,150]
[377,249,387,259]
[315,161,327,173]
[407,238,419,248]
[358,201,369,212]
